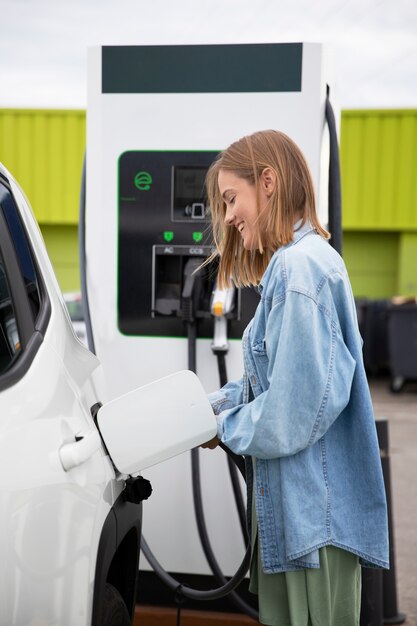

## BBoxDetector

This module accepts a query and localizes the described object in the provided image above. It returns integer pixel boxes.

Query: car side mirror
[96,370,217,474]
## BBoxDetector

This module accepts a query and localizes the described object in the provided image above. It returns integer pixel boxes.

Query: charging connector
[181,257,204,323]
[210,280,235,354]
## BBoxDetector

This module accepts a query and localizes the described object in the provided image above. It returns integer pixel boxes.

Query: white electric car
[0,163,215,626]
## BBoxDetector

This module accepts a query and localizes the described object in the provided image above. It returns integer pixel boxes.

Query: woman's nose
[224,205,235,225]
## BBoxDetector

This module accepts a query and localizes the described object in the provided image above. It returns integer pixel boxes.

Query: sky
[1,0,417,111]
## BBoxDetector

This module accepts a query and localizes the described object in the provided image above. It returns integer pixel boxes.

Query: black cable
[325,86,343,257]
[188,324,258,620]
[175,586,186,626]
[140,535,251,602]
[215,352,228,388]
[140,428,255,603]
[214,351,249,544]
[226,455,249,544]
[187,321,197,373]
[189,320,226,578]
[220,442,246,478]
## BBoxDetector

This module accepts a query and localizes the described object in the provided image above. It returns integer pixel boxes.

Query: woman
[203,130,389,625]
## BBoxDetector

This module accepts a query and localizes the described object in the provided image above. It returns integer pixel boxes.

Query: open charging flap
[97,370,217,474]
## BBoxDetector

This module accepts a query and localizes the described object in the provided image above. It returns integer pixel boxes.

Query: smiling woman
[206,130,329,288]
[203,129,389,626]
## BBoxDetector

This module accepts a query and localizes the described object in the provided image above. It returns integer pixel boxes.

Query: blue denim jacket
[209,222,389,573]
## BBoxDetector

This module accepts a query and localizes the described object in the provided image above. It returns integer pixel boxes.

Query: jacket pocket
[252,338,268,359]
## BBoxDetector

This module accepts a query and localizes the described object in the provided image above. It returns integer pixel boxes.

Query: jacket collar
[292,219,316,244]
[258,220,316,294]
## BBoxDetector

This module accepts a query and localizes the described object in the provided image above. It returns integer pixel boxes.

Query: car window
[0,185,41,321]
[0,177,51,390]
[0,254,21,374]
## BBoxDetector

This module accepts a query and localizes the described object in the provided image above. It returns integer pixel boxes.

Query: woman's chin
[242,236,259,251]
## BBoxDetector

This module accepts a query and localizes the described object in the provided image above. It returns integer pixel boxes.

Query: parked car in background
[64,291,88,347]
[0,162,215,625]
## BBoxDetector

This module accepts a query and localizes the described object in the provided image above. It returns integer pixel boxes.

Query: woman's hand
[200,436,220,449]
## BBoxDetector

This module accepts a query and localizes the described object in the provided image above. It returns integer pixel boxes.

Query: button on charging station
[191,203,205,219]
[163,231,174,242]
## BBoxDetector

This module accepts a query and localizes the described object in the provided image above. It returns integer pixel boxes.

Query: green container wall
[341,109,417,231]
[343,232,399,299]
[40,225,79,293]
[341,109,417,298]
[0,108,416,297]
[398,233,417,295]
[0,109,85,224]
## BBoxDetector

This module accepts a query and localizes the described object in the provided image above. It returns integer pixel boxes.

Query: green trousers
[250,538,361,626]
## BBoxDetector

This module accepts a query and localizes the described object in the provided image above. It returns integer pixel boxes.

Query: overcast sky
[1,0,416,110]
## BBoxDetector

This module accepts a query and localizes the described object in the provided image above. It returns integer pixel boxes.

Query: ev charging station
[85,43,334,583]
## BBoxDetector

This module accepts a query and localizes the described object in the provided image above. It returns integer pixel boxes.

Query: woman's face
[218,169,271,251]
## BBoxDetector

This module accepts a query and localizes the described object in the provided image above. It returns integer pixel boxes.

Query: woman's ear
[260,167,276,197]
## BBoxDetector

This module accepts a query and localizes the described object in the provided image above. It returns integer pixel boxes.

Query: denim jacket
[209,222,389,573]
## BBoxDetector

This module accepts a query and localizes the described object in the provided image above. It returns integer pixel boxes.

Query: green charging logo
[134,171,152,191]
[192,231,203,243]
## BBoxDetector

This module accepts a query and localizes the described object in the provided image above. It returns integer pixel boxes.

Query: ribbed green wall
[343,232,399,299]
[40,225,79,292]
[0,109,85,224]
[398,233,417,295]
[0,108,416,298]
[341,109,417,298]
[341,109,417,231]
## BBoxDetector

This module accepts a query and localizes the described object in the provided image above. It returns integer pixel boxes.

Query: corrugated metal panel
[341,109,417,231]
[0,109,85,224]
[1,108,416,232]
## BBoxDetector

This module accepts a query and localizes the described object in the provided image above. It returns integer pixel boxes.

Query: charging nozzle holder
[181,257,205,323]
[210,280,236,354]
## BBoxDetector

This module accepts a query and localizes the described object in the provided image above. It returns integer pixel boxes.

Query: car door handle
[59,430,102,471]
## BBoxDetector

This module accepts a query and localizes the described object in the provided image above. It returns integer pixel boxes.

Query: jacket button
[252,376,257,385]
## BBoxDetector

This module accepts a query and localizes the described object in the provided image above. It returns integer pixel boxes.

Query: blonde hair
[206,129,330,287]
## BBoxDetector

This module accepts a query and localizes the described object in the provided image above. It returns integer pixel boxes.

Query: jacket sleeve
[208,377,244,415]
[217,289,356,458]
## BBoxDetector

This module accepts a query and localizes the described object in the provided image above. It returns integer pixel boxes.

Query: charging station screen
[172,167,210,222]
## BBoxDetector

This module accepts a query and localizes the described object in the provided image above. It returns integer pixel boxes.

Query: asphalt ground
[369,377,417,625]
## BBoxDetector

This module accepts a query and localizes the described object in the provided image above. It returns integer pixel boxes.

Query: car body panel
[0,163,217,625]
[0,327,117,625]
[0,167,119,625]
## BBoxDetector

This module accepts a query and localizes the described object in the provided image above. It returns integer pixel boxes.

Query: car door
[0,172,116,626]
